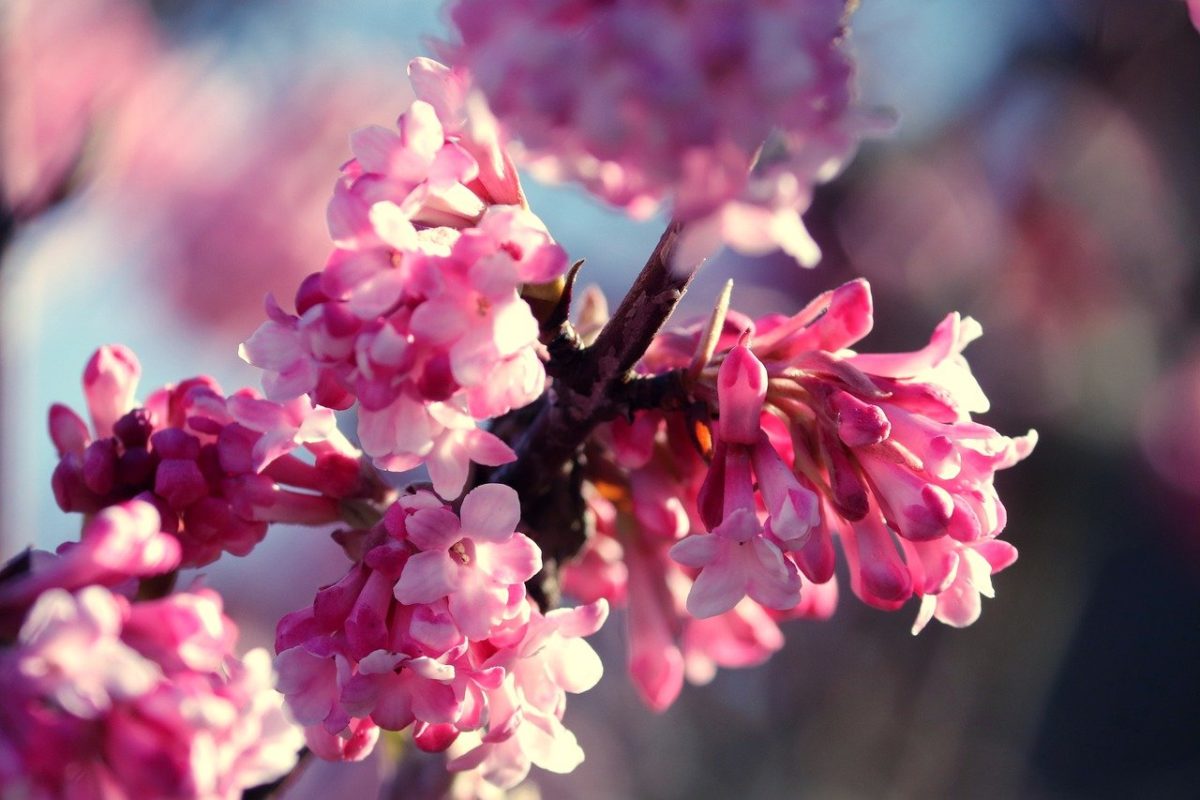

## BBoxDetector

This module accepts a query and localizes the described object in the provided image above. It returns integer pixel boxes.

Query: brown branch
[489,221,698,604]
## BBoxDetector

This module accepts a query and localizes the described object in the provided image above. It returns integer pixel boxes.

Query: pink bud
[48,404,90,456]
[717,337,767,445]
[831,390,890,448]
[83,345,141,438]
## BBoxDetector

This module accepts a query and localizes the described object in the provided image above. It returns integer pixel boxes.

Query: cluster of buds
[241,59,571,499]
[49,345,378,567]
[274,484,607,789]
[446,0,884,267]
[0,584,301,798]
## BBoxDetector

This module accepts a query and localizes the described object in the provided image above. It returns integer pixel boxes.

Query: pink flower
[1,0,157,215]
[274,488,606,789]
[447,0,883,266]
[689,279,1034,626]
[0,586,302,799]
[49,346,377,567]
[447,600,608,789]
[394,484,540,639]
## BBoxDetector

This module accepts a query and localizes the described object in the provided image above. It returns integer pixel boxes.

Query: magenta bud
[413,722,459,753]
[117,448,157,490]
[82,439,118,496]
[150,428,202,461]
[154,458,208,510]
[48,404,90,456]
[417,353,458,402]
[295,271,329,315]
[323,301,362,338]
[112,408,153,449]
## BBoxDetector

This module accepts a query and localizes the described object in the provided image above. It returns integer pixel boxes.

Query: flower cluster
[565,279,1033,708]
[446,0,881,267]
[274,484,607,788]
[0,584,301,799]
[241,59,571,499]
[49,345,374,567]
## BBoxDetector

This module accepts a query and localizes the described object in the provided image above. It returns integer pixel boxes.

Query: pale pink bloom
[1191,0,1200,32]
[394,484,539,639]
[11,587,160,719]
[905,537,1018,634]
[240,62,569,500]
[669,508,776,616]
[448,600,608,789]
[447,0,879,266]
[359,398,516,499]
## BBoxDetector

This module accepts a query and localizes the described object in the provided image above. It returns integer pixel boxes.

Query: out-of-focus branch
[490,220,698,606]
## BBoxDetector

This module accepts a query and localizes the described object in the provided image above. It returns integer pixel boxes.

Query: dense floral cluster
[565,279,1034,707]
[274,484,606,788]
[0,582,301,798]
[49,345,375,567]
[446,0,882,267]
[241,60,570,499]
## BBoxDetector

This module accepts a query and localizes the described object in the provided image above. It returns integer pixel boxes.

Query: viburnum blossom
[50,345,378,567]
[241,59,571,499]
[446,0,883,267]
[0,585,302,799]
[563,279,1033,709]
[273,483,607,788]
[679,279,1035,622]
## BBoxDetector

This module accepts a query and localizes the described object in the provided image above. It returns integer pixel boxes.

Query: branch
[491,221,698,601]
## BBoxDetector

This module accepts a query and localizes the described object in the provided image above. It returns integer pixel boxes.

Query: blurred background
[2,0,1198,797]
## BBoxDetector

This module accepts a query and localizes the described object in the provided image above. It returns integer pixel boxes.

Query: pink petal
[686,559,745,619]
[395,551,460,604]
[668,534,719,568]
[405,507,462,550]
[460,483,520,543]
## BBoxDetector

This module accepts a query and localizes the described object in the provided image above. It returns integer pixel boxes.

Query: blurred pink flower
[0,0,157,215]
[0,585,302,798]
[446,0,883,267]
[93,51,408,335]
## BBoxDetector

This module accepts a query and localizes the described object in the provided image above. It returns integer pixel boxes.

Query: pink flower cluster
[702,279,1035,632]
[565,279,1034,709]
[242,59,571,499]
[0,500,179,633]
[274,484,606,788]
[50,345,372,567]
[0,584,302,799]
[447,0,880,267]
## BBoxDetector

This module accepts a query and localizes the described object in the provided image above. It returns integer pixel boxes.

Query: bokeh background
[2,1,1198,797]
